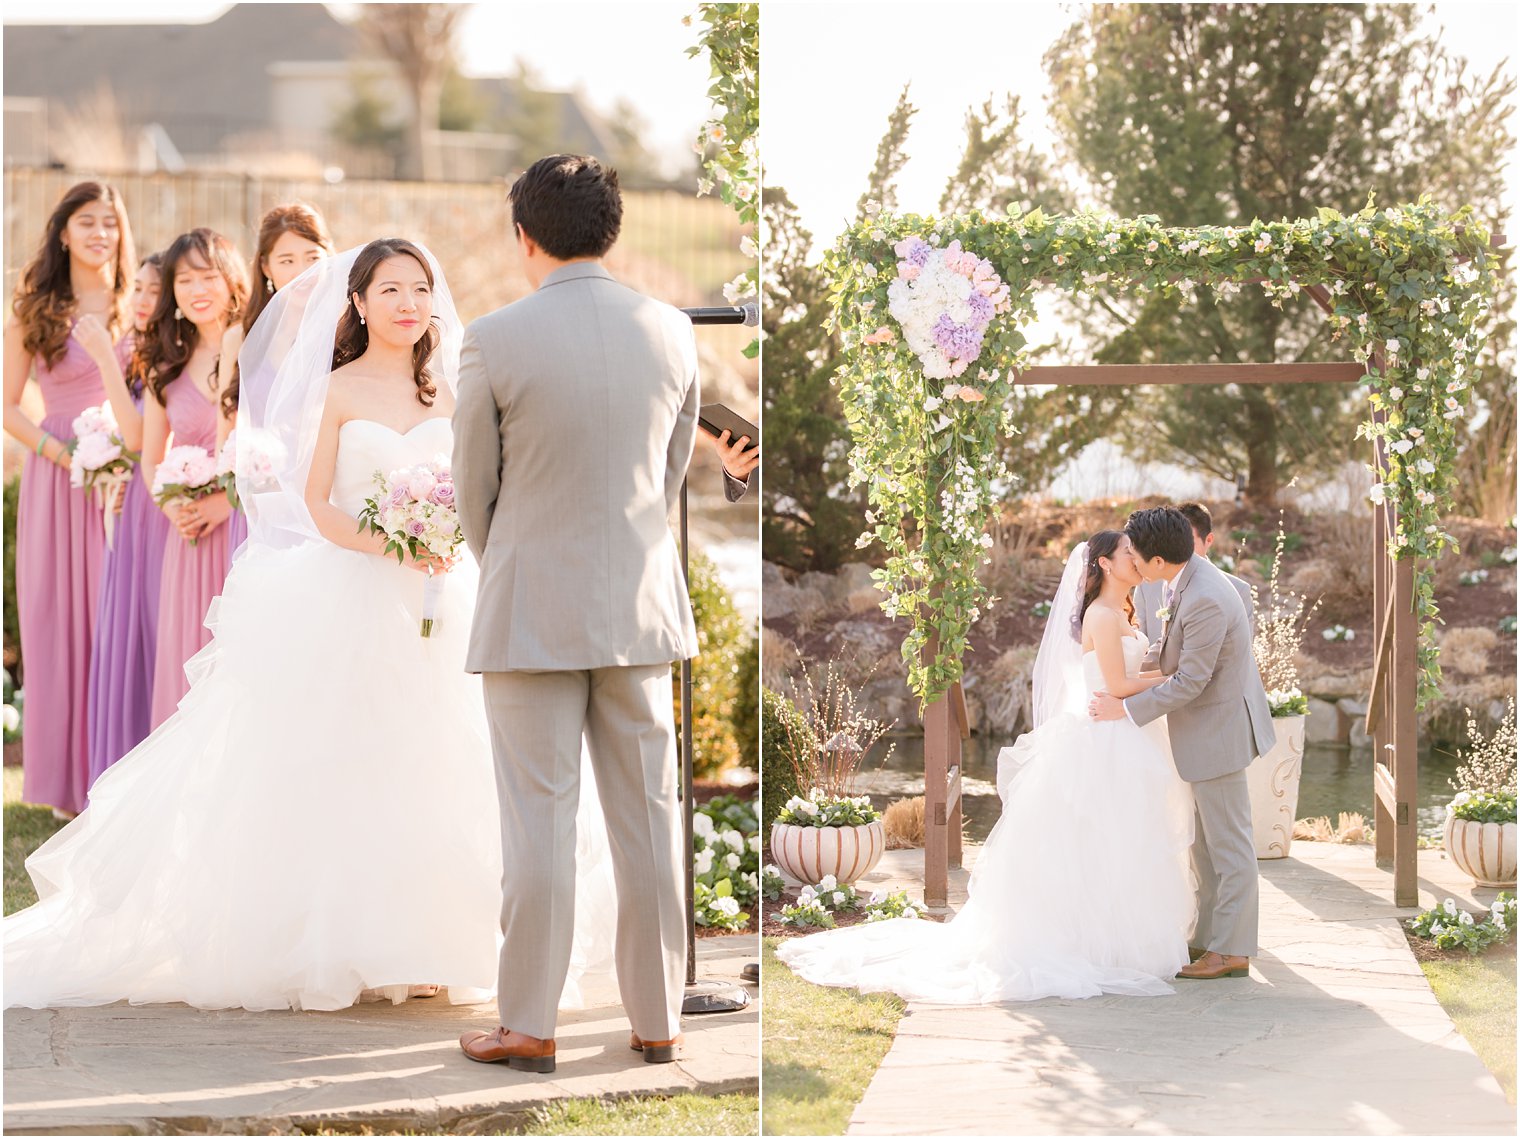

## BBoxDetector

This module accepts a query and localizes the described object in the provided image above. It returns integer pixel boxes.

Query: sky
[2,1,710,176]
[763,0,1520,248]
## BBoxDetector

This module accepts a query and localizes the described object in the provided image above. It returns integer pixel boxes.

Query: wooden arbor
[919,257,1500,911]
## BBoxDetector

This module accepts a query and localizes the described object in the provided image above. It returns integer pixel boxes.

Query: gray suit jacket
[1126,555,1275,782]
[452,262,700,672]
[1135,570,1254,642]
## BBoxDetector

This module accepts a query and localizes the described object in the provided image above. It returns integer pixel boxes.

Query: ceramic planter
[1246,714,1306,859]
[770,820,885,885]
[1444,815,1517,888]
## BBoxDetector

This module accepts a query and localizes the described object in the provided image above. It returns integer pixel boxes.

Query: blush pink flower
[864,326,897,345]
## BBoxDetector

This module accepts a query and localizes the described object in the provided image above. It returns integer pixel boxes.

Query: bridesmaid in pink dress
[140,229,249,728]
[2,181,137,817]
[216,202,334,559]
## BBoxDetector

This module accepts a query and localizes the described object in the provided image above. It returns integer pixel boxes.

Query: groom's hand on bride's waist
[1088,692,1127,721]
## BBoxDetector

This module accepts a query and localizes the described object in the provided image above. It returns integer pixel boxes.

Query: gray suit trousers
[1188,769,1259,957]
[483,665,686,1041]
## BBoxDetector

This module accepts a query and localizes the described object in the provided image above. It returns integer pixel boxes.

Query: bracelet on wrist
[36,431,52,458]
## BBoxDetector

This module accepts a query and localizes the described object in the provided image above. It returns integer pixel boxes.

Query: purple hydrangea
[932,313,986,360]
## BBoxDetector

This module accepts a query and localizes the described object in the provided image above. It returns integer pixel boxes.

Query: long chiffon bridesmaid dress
[85,339,171,787]
[15,335,108,814]
[148,374,231,728]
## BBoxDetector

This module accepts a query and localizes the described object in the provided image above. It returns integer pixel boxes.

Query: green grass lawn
[760,937,904,1136]
[1420,945,1517,1104]
[519,1092,759,1136]
[4,765,64,916]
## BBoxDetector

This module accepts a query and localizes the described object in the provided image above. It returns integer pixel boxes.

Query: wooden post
[922,638,951,909]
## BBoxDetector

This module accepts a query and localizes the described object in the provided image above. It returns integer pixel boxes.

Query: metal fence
[3,168,747,325]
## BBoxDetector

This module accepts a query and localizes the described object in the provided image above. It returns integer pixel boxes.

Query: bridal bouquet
[151,444,220,547]
[356,456,461,637]
[68,402,138,547]
[886,236,1011,379]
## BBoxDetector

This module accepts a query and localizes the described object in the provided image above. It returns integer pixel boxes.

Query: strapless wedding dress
[5,417,616,1011]
[777,633,1195,1003]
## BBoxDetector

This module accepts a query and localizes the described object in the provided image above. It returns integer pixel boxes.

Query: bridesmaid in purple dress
[141,229,249,729]
[2,181,137,817]
[83,254,172,786]
[217,203,334,559]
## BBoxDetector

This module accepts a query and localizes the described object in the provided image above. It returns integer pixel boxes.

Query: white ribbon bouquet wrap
[356,457,462,636]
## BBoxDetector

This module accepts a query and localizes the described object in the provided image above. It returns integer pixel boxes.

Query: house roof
[2,4,360,153]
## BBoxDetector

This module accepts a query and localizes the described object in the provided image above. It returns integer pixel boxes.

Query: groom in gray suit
[452,155,699,1071]
[1090,506,1274,980]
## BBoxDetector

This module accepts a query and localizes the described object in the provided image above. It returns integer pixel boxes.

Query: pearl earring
[174,306,183,320]
[359,313,365,325]
[265,278,274,294]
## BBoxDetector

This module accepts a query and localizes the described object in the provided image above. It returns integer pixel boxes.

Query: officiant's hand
[701,428,758,482]
[1089,692,1126,721]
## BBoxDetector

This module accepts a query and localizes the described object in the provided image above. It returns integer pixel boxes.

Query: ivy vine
[828,197,1498,707]
[687,2,759,357]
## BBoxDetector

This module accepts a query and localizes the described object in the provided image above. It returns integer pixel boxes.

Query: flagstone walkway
[3,934,758,1135]
[837,843,1512,1135]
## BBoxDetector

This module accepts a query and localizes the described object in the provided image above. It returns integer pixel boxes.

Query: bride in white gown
[4,240,615,1012]
[776,531,1196,1003]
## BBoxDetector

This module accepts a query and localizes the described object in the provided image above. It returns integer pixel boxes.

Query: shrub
[761,687,806,833]
[733,632,759,771]
[675,551,747,778]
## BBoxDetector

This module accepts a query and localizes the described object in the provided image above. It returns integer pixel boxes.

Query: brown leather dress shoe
[1176,951,1249,980]
[1187,945,1207,963]
[459,1027,556,1073]
[629,1031,684,1064]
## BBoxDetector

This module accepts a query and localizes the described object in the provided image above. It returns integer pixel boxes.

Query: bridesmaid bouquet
[356,457,462,637]
[216,427,286,510]
[151,444,221,547]
[68,403,138,548]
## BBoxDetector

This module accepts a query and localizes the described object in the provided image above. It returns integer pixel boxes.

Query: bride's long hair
[1076,529,1136,636]
[331,237,439,407]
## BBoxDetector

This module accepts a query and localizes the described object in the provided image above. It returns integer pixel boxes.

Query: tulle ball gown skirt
[4,541,612,1013]
[776,711,1197,1004]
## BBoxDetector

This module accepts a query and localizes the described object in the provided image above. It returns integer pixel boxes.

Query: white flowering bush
[1458,568,1489,586]
[777,874,860,928]
[775,788,880,828]
[761,863,786,901]
[1449,700,1516,820]
[864,888,927,922]
[693,793,759,930]
[1408,893,1515,954]
[830,198,1497,705]
[1322,624,1355,642]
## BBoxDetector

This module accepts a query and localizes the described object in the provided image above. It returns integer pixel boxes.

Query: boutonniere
[1156,605,1172,624]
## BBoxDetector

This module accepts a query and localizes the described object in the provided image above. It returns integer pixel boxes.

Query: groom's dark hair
[1126,506,1194,565]
[509,154,622,261]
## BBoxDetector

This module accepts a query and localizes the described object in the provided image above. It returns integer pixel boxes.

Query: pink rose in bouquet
[152,444,221,547]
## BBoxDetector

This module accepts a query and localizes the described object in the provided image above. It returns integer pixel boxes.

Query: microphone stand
[676,304,758,1015]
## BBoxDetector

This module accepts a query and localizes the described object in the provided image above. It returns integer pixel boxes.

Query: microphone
[681,303,760,327]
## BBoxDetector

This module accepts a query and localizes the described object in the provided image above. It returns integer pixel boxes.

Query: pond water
[856,732,1459,844]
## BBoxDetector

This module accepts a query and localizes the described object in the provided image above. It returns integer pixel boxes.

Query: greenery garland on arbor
[827,197,1497,706]
[687,2,759,357]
